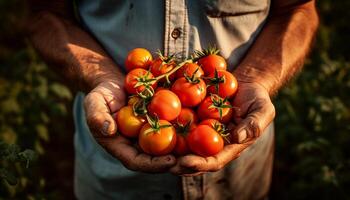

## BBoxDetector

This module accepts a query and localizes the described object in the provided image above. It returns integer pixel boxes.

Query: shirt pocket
[205,0,270,18]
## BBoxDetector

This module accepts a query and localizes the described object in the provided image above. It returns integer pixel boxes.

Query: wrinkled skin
[84,80,176,173]
[170,82,275,176]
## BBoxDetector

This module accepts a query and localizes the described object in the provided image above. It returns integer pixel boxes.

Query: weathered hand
[170,82,275,176]
[84,80,176,173]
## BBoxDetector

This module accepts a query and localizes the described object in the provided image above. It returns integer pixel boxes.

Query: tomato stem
[152,59,192,83]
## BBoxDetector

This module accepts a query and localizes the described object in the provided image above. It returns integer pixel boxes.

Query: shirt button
[171,28,181,39]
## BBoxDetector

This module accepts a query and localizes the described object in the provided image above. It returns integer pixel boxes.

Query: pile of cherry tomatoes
[116,47,238,157]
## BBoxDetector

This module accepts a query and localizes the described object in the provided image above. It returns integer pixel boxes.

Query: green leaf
[50,83,72,100]
[5,144,20,162]
[36,124,49,142]
[0,168,18,185]
[19,149,37,168]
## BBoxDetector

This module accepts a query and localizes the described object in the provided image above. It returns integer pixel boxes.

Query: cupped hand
[84,79,176,173]
[170,82,275,176]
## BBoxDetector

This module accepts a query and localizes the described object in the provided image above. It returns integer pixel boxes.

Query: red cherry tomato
[176,63,204,79]
[149,57,176,82]
[173,134,191,156]
[174,108,198,127]
[207,70,238,98]
[148,90,181,121]
[187,125,224,157]
[197,96,233,123]
[124,68,157,95]
[198,54,227,75]
[171,77,206,107]
[125,48,153,71]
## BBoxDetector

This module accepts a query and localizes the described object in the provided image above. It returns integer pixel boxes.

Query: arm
[234,0,319,95]
[170,0,319,175]
[28,0,176,172]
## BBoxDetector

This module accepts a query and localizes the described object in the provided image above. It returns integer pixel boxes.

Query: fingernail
[237,129,248,144]
[102,121,110,136]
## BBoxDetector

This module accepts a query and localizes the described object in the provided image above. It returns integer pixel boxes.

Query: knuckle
[248,117,261,137]
[123,161,137,171]
[86,113,101,127]
[212,163,223,172]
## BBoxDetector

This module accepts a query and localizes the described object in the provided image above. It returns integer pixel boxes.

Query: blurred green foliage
[0,0,349,199]
[0,0,73,199]
[271,1,350,199]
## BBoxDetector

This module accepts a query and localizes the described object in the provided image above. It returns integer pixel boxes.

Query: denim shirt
[74,1,274,199]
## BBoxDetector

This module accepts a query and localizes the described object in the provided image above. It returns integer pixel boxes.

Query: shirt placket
[164,1,203,200]
[164,0,189,58]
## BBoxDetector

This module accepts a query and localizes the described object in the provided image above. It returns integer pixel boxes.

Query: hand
[84,79,176,173]
[170,82,275,176]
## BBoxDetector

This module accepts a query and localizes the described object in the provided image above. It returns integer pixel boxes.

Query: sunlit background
[0,1,349,199]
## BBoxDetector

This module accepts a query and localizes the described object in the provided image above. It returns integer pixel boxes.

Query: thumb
[232,98,275,143]
[84,91,118,137]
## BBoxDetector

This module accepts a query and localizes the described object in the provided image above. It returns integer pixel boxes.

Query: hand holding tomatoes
[170,82,275,176]
[84,80,177,173]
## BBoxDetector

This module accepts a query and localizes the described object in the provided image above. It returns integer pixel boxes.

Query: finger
[97,136,176,173]
[186,143,251,171]
[134,154,177,173]
[170,142,253,175]
[84,91,117,137]
[232,98,275,143]
[94,81,126,113]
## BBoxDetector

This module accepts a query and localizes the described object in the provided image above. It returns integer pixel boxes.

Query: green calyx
[156,50,176,64]
[144,114,172,135]
[206,69,225,93]
[175,121,192,135]
[208,94,232,120]
[134,70,157,94]
[184,67,201,84]
[191,45,220,62]
[211,121,231,144]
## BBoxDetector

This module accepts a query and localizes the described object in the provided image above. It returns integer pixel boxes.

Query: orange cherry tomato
[116,106,146,138]
[125,48,153,71]
[139,120,177,156]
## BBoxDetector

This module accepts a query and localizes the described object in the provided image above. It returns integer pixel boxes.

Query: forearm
[28,7,124,92]
[234,1,319,95]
